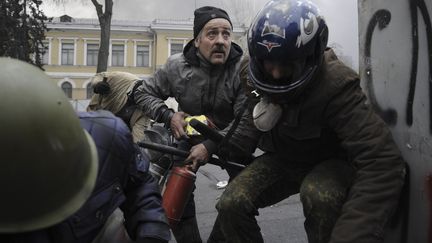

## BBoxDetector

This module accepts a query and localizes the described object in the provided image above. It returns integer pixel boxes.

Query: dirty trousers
[215,153,354,243]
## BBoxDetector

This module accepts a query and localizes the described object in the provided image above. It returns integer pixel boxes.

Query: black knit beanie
[193,6,232,39]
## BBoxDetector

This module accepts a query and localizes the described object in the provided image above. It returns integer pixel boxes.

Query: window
[41,42,49,65]
[60,15,72,22]
[136,45,149,67]
[170,43,183,56]
[86,82,93,99]
[61,43,74,65]
[111,44,124,66]
[167,39,189,57]
[61,82,72,98]
[87,44,99,66]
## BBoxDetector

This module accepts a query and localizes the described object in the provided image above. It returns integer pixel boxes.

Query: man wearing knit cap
[133,5,258,243]
[191,6,232,65]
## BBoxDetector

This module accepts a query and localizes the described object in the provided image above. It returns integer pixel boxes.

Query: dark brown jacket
[258,48,406,243]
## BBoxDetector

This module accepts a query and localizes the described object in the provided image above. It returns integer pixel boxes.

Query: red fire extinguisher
[162,166,196,228]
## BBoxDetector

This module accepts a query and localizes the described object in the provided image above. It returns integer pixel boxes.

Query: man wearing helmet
[215,0,406,243]
[133,6,257,243]
[0,58,170,243]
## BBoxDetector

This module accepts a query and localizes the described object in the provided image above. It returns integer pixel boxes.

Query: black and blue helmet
[248,0,328,101]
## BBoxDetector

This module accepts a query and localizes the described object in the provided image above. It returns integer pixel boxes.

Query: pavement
[169,163,308,243]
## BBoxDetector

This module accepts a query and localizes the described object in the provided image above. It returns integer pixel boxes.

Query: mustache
[212,46,226,53]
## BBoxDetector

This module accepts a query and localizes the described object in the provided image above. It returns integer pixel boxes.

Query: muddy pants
[215,153,354,243]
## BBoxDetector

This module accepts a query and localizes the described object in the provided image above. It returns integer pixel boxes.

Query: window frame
[61,81,73,98]
[136,44,150,67]
[58,38,77,66]
[61,43,74,65]
[167,38,189,57]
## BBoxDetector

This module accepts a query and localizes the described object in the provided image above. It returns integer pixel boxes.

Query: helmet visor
[249,57,317,94]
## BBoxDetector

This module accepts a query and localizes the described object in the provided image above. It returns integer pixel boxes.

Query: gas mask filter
[252,96,282,132]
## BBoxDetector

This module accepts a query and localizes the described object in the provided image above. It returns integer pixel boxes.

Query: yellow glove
[185,115,210,136]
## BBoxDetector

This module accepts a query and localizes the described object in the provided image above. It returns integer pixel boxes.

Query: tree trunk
[20,0,29,62]
[97,16,111,73]
[92,0,113,73]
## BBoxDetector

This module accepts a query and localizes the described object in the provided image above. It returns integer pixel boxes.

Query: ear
[194,38,200,48]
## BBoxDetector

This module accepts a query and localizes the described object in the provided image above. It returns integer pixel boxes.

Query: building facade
[42,15,247,110]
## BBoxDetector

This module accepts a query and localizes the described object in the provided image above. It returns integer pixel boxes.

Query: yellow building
[43,15,247,110]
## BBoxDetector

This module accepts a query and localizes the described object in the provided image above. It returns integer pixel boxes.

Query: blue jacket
[1,111,170,243]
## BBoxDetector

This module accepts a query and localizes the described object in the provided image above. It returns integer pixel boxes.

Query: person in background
[132,5,257,243]
[87,71,151,142]
[215,0,406,242]
[0,58,170,243]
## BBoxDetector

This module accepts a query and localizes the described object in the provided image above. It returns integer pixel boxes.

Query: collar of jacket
[182,39,243,67]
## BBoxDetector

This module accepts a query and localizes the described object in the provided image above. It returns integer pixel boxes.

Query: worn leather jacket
[133,40,258,156]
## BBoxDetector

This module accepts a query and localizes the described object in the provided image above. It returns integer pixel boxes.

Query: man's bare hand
[185,143,209,172]
[170,111,188,139]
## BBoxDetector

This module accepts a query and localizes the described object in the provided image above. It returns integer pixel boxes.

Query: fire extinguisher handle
[189,118,254,166]
[137,140,190,158]
[189,118,224,144]
[189,118,251,156]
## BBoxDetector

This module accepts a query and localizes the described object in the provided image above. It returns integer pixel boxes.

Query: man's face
[262,59,306,84]
[195,18,232,65]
